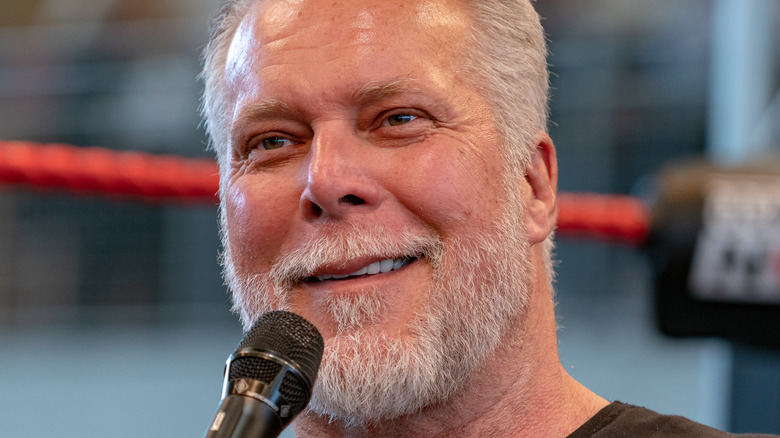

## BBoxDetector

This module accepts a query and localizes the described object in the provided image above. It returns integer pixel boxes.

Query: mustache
[268,222,443,289]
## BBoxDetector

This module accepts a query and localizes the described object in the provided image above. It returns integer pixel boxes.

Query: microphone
[204,311,324,438]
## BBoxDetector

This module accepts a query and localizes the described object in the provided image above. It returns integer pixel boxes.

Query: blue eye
[385,114,417,126]
[261,136,292,150]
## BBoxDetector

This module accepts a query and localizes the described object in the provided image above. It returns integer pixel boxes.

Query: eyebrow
[350,78,422,104]
[232,98,292,128]
[231,77,424,129]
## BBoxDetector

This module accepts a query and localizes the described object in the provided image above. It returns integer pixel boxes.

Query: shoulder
[568,402,777,438]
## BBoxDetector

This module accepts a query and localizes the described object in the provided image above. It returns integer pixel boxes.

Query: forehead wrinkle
[352,9,375,29]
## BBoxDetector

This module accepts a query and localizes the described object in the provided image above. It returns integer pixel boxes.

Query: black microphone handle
[203,311,324,438]
[204,394,283,438]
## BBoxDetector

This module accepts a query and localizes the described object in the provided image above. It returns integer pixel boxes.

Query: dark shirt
[568,402,777,437]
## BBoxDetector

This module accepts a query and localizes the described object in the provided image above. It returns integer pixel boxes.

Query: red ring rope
[556,192,649,246]
[0,140,650,245]
[0,140,219,204]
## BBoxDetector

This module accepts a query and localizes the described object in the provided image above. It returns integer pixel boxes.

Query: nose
[299,123,382,221]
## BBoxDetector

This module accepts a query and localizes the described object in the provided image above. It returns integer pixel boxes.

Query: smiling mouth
[305,256,418,282]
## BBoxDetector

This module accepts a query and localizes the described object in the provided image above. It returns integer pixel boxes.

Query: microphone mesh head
[229,355,282,385]
[234,310,324,388]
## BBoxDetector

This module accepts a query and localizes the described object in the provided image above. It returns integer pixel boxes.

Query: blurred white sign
[689,174,780,303]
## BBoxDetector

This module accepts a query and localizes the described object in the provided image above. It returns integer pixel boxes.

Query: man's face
[221,0,536,423]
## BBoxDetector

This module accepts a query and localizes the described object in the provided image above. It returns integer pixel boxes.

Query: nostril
[310,203,323,217]
[339,194,365,205]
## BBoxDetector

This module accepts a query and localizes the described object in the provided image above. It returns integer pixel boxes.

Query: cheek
[225,177,295,271]
[392,144,505,233]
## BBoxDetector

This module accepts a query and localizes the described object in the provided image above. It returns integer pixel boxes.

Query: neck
[294,257,608,438]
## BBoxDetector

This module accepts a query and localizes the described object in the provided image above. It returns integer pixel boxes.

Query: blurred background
[0,0,778,436]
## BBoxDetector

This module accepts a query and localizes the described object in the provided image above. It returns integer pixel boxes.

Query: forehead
[249,0,469,42]
[224,0,473,97]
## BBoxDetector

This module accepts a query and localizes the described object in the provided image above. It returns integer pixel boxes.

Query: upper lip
[306,255,417,282]
[309,256,388,277]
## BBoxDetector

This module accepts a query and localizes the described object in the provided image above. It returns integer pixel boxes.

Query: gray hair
[200,0,555,280]
[201,0,256,182]
[459,1,555,280]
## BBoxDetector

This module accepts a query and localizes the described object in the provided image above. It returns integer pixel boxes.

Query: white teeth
[366,261,381,275]
[349,266,368,276]
[380,259,393,273]
[316,257,412,282]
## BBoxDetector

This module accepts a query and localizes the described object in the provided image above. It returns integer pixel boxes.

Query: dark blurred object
[650,155,780,347]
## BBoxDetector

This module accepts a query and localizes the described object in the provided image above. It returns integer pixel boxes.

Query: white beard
[222,203,533,426]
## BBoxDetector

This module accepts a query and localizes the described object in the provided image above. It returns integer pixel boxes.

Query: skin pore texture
[217,0,609,436]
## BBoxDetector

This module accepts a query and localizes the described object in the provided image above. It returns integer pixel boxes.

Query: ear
[524,131,558,245]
